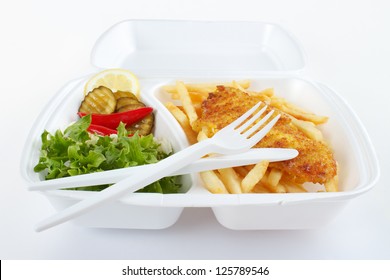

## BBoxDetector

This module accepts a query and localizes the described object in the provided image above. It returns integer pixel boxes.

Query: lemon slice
[84,68,140,97]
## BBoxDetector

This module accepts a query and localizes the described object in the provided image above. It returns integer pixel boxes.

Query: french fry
[270,96,286,108]
[195,130,229,194]
[258,88,274,97]
[234,166,249,178]
[197,130,208,142]
[290,116,324,142]
[281,102,328,124]
[259,171,269,184]
[251,182,271,193]
[165,102,198,144]
[267,168,283,188]
[229,80,251,89]
[284,183,307,193]
[233,81,274,103]
[188,91,208,105]
[192,103,202,117]
[261,171,287,193]
[325,177,338,192]
[244,164,255,171]
[164,85,213,96]
[163,80,251,94]
[279,177,307,193]
[241,161,269,193]
[218,168,242,194]
[232,80,248,93]
[248,87,274,97]
[269,183,287,193]
[169,89,211,101]
[199,171,229,194]
[170,91,210,104]
[176,81,198,127]
[270,95,328,124]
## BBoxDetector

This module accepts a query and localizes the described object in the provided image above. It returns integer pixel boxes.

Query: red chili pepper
[87,124,118,136]
[78,107,153,129]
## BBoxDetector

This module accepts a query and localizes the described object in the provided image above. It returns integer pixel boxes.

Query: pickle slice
[79,86,154,135]
[126,114,154,136]
[79,86,116,114]
[117,102,154,136]
[115,97,141,112]
[113,91,138,100]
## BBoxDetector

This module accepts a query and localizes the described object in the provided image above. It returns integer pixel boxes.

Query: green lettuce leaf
[34,116,181,193]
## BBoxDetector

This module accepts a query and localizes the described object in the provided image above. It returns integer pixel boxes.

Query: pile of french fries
[163,80,338,194]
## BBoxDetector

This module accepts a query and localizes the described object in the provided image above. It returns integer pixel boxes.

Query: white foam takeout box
[21,20,380,230]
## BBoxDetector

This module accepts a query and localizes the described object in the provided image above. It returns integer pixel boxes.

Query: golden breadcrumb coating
[194,86,337,184]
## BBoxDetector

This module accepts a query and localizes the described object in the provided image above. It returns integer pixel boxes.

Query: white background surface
[1,0,389,259]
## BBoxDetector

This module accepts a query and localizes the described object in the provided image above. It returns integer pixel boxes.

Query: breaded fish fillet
[194,86,337,185]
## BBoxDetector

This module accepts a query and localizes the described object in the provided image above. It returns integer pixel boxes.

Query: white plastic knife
[28,148,298,191]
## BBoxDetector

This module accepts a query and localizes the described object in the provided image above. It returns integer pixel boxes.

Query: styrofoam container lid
[91,20,306,76]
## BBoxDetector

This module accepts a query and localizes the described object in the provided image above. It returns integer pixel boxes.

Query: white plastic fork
[35,102,280,232]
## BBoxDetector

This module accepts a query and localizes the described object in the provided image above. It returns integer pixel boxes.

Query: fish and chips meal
[163,80,339,194]
[33,68,339,195]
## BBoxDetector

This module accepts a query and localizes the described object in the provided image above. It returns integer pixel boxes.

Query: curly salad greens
[34,115,181,193]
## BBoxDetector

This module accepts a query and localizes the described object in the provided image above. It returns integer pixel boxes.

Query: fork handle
[35,139,215,232]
